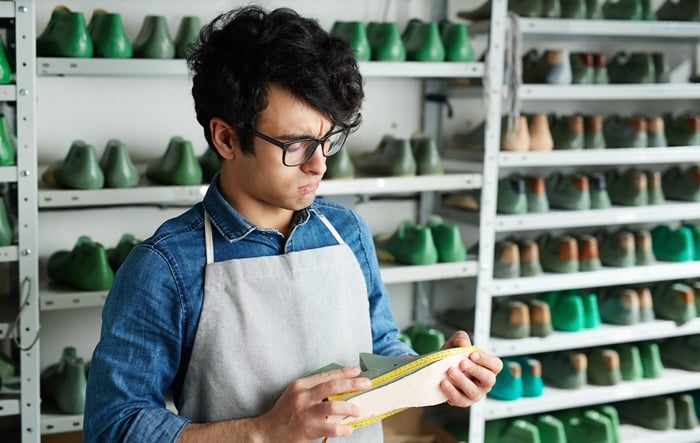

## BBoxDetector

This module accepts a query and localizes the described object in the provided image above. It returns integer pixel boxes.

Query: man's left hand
[439,330,503,407]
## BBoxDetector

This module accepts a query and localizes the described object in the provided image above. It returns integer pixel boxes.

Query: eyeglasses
[253,126,350,167]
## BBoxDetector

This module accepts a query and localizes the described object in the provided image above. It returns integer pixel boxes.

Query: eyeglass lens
[284,130,348,166]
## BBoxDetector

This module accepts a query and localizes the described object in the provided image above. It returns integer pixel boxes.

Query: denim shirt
[83,176,414,443]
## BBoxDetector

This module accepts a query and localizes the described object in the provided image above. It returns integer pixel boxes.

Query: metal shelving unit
[484,368,700,420]
[459,9,700,442]
[36,259,479,313]
[7,1,41,442]
[35,172,481,208]
[488,318,700,357]
[446,145,700,167]
[470,17,700,41]
[31,1,496,437]
[491,261,700,296]
[37,56,485,79]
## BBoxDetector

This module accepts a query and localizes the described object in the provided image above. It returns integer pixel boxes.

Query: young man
[84,6,502,442]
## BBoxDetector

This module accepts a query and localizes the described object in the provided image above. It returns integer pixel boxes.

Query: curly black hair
[187,5,364,155]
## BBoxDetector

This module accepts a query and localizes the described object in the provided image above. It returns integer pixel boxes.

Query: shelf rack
[460,9,700,443]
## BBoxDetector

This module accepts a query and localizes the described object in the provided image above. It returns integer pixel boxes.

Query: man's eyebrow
[273,126,336,140]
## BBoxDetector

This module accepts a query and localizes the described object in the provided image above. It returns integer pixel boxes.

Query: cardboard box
[42,431,82,443]
[383,408,460,443]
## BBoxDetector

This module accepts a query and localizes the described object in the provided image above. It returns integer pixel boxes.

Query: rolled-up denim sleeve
[84,244,191,443]
[350,214,417,358]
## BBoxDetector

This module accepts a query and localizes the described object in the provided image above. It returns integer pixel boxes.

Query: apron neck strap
[316,212,345,245]
[204,211,214,264]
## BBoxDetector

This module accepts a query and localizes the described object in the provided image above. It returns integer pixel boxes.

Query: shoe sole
[329,346,478,427]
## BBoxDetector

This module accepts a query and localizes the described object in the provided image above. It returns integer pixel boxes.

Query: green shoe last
[662,334,700,371]
[603,0,643,19]
[652,281,696,324]
[404,21,445,62]
[330,21,371,61]
[662,165,700,202]
[498,174,527,214]
[673,394,699,429]
[600,287,640,325]
[411,134,443,175]
[47,236,114,291]
[427,215,466,262]
[618,396,675,431]
[512,356,544,397]
[599,229,636,267]
[89,10,132,58]
[526,176,549,212]
[535,415,566,443]
[605,168,648,206]
[107,233,140,271]
[540,351,588,389]
[37,6,93,57]
[538,234,579,273]
[174,16,201,59]
[146,136,203,185]
[0,196,12,246]
[374,220,438,265]
[99,139,139,188]
[488,359,523,401]
[538,290,584,332]
[41,347,87,415]
[587,348,622,385]
[367,22,405,61]
[638,341,664,378]
[651,224,695,262]
[0,113,14,166]
[587,0,605,18]
[546,172,590,210]
[570,53,595,84]
[560,408,617,443]
[0,351,14,385]
[441,22,475,62]
[588,172,611,209]
[133,15,175,59]
[614,343,643,381]
[550,114,584,150]
[494,240,520,278]
[491,300,530,339]
[51,140,105,190]
[0,39,12,84]
[354,136,416,177]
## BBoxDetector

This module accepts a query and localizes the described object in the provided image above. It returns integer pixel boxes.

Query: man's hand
[256,366,371,442]
[179,366,370,443]
[439,330,503,408]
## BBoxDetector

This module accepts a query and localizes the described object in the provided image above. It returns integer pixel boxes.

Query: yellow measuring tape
[329,346,479,429]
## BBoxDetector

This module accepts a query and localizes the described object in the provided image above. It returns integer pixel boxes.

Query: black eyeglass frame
[253,125,351,167]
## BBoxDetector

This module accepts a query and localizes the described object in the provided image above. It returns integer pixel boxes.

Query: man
[84,6,502,442]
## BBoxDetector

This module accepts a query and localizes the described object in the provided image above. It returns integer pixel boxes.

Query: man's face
[222,84,331,218]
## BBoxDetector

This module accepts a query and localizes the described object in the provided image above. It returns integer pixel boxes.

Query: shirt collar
[202,173,314,242]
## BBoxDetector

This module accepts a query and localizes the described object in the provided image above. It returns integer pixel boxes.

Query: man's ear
[209,117,237,160]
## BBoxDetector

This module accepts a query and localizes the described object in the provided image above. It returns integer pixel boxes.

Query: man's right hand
[256,366,372,442]
[178,366,371,442]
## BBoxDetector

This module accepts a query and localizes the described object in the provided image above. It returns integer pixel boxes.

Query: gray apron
[179,211,383,442]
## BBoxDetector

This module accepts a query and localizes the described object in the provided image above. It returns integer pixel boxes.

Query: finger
[300,366,362,390]
[458,358,497,392]
[318,421,355,439]
[440,371,479,408]
[313,374,372,402]
[442,330,472,349]
[470,351,504,374]
[319,398,363,423]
